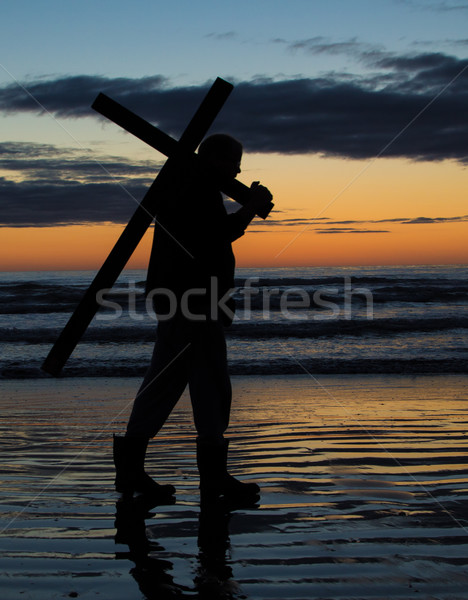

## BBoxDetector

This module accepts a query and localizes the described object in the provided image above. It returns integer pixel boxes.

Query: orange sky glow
[1,154,467,271]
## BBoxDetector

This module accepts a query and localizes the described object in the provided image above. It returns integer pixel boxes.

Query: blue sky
[3,0,468,86]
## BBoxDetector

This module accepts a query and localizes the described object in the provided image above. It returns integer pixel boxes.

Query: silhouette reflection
[114,497,186,599]
[195,503,235,598]
[114,497,242,599]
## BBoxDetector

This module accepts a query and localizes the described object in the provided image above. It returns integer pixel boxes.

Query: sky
[1,0,467,270]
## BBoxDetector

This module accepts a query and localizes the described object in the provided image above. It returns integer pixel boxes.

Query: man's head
[198,134,242,182]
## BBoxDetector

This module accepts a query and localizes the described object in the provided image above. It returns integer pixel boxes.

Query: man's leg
[114,316,192,500]
[188,319,232,443]
[127,316,191,437]
[189,320,260,505]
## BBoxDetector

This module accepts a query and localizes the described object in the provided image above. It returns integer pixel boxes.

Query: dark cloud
[205,31,237,41]
[0,177,148,227]
[0,50,467,162]
[0,142,157,226]
[402,214,468,223]
[416,1,468,12]
[321,215,468,225]
[0,75,168,119]
[0,75,217,136]
[395,0,468,12]
[315,228,390,234]
[0,142,158,182]
[249,214,468,227]
[248,214,468,235]
[280,36,378,58]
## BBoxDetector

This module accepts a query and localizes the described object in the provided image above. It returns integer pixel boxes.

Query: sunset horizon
[2,149,467,271]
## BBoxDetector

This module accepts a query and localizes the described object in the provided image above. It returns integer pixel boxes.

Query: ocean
[0,264,466,378]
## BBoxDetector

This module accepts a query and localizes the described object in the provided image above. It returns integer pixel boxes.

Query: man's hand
[248,181,273,216]
[234,180,273,229]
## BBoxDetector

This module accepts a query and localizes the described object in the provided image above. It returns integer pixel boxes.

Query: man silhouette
[113,134,273,505]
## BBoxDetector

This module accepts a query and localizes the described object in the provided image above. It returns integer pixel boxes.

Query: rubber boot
[196,438,260,506]
[113,434,176,502]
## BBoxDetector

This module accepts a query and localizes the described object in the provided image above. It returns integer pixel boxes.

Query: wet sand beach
[1,374,468,599]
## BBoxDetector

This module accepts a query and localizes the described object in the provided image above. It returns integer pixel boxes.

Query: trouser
[126,314,232,442]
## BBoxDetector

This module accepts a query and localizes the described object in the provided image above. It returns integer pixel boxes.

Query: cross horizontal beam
[91,93,273,219]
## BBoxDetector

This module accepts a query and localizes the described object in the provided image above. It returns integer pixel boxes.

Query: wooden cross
[41,77,273,376]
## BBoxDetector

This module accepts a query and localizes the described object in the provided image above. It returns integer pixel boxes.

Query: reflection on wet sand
[114,496,239,599]
[1,375,468,599]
